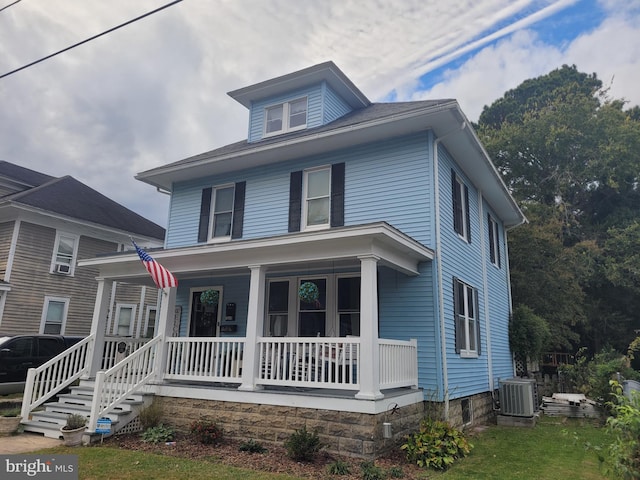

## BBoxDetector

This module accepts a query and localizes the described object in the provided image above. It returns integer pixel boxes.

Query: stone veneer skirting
[153,390,497,458]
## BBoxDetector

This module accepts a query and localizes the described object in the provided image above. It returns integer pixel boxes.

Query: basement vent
[499,378,538,417]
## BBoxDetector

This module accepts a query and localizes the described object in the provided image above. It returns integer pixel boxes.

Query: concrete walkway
[0,432,62,454]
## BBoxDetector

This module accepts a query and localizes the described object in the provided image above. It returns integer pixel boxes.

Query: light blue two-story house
[21,62,525,457]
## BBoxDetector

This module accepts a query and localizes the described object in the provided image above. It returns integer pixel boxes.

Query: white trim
[4,219,20,282]
[113,303,137,336]
[186,286,224,337]
[135,286,147,338]
[302,165,331,231]
[143,305,158,338]
[50,231,79,276]
[263,96,308,138]
[208,183,235,243]
[40,296,70,334]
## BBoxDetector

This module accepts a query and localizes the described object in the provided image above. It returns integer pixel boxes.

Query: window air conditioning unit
[55,264,71,274]
[499,378,538,417]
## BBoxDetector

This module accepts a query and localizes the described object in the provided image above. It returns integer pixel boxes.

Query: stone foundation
[429,391,497,430]
[154,396,425,458]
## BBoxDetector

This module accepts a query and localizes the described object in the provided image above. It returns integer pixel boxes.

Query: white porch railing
[164,338,245,382]
[379,338,418,389]
[21,335,95,420]
[87,336,161,432]
[102,337,151,370]
[257,337,361,390]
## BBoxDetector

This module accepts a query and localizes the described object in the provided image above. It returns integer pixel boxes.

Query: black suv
[0,334,84,395]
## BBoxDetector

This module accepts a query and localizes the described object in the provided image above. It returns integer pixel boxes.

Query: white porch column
[87,278,114,378]
[356,255,383,400]
[152,287,177,382]
[239,264,266,391]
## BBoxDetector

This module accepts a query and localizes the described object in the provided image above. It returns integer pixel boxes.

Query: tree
[478,65,640,354]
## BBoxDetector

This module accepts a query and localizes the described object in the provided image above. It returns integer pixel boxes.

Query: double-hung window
[114,304,136,336]
[41,297,69,334]
[488,215,501,267]
[264,97,307,136]
[452,171,470,242]
[211,184,235,240]
[454,278,480,357]
[51,232,78,275]
[303,166,331,229]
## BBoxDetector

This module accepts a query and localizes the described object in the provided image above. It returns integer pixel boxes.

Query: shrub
[190,419,224,445]
[141,424,175,443]
[388,466,404,478]
[63,413,87,430]
[239,439,267,453]
[401,418,472,470]
[360,461,385,480]
[327,459,350,475]
[138,401,164,430]
[284,426,322,462]
[605,380,640,479]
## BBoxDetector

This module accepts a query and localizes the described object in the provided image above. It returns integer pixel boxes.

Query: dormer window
[264,97,307,136]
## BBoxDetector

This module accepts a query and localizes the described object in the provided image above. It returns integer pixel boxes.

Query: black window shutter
[475,290,481,355]
[496,223,501,268]
[464,184,471,243]
[231,181,246,239]
[488,213,495,263]
[453,278,464,354]
[452,169,461,234]
[288,171,302,232]
[330,162,345,227]
[197,187,212,243]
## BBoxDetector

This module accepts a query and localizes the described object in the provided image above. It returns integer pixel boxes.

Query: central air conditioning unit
[499,378,538,417]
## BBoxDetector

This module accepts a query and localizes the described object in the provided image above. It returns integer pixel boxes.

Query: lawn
[35,415,613,480]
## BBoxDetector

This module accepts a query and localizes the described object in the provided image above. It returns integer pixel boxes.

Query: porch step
[21,379,153,441]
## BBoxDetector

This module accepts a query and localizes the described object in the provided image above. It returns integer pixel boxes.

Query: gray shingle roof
[0,161,55,189]
[2,170,164,240]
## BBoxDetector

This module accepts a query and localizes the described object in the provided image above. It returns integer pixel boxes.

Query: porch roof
[79,222,434,283]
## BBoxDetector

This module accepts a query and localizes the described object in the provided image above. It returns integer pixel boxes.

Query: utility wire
[0,0,183,80]
[0,0,22,14]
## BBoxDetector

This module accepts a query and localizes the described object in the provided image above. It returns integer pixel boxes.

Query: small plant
[63,413,87,431]
[138,401,164,430]
[605,380,640,479]
[239,438,267,453]
[360,461,385,480]
[401,418,472,470]
[388,466,404,478]
[327,459,351,475]
[141,424,175,443]
[190,419,223,445]
[284,426,322,462]
[200,289,219,306]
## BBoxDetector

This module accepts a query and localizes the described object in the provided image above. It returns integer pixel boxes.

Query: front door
[189,288,222,337]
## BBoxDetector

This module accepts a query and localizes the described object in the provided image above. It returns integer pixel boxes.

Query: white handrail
[87,336,162,432]
[164,337,245,382]
[21,335,95,420]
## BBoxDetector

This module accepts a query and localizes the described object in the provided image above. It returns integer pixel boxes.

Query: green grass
[38,446,299,480]
[435,416,612,479]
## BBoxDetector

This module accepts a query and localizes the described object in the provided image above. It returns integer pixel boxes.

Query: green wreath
[200,289,219,306]
[298,282,319,303]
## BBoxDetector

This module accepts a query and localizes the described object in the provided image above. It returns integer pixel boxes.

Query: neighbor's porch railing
[21,335,95,420]
[164,338,245,382]
[87,336,161,432]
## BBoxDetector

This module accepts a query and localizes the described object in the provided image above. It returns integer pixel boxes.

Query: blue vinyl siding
[322,82,352,124]
[437,146,490,399]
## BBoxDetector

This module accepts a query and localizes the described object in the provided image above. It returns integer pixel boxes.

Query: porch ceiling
[79,222,434,283]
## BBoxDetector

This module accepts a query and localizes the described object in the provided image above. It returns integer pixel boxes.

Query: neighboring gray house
[0,161,165,337]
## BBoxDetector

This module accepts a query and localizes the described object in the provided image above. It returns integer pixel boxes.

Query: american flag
[133,241,178,289]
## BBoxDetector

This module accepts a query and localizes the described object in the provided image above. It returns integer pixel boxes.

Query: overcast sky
[0,0,638,229]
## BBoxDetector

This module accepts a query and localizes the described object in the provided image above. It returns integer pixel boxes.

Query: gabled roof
[1,172,164,240]
[228,61,371,110]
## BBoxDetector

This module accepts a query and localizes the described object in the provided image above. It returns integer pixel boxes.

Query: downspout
[433,122,466,420]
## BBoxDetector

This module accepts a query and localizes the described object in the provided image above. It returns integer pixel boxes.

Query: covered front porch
[21,223,433,436]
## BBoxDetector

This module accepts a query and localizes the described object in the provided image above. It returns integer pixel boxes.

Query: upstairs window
[454,278,480,357]
[197,182,246,243]
[211,184,235,240]
[303,167,331,230]
[488,215,501,267]
[452,171,471,242]
[51,232,78,275]
[41,297,69,334]
[264,97,307,136]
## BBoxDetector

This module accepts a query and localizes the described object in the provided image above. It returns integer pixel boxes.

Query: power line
[0,0,22,14]
[0,0,183,80]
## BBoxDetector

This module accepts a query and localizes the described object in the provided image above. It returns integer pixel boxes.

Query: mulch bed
[104,432,427,479]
